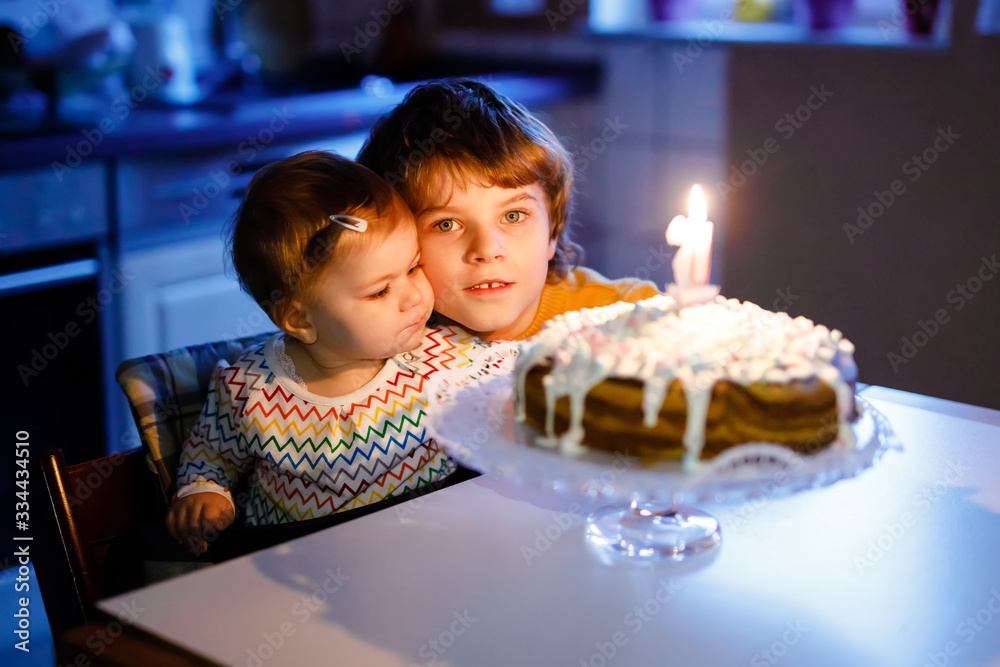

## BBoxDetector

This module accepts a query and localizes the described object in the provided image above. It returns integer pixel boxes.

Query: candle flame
[689,184,706,224]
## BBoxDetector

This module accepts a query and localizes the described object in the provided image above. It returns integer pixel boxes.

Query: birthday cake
[512,295,859,468]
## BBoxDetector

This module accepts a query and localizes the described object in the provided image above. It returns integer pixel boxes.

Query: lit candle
[666,185,719,306]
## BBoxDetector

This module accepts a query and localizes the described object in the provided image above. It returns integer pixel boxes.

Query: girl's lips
[399,308,432,337]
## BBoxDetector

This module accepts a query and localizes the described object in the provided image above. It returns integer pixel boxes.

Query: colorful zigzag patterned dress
[174,325,504,525]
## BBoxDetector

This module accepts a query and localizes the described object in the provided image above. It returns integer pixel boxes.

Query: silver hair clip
[329,215,368,232]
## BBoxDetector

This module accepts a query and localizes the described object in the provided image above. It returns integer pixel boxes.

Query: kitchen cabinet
[119,234,274,359]
[1,163,108,252]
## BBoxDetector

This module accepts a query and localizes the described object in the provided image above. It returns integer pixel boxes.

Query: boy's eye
[367,286,389,300]
[504,210,524,223]
[407,264,422,276]
[434,219,457,232]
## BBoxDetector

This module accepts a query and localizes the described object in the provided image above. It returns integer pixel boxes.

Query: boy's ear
[279,299,317,345]
[547,237,557,261]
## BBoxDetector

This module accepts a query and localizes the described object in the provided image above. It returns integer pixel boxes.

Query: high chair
[34,334,274,637]
[37,446,164,636]
[114,333,275,503]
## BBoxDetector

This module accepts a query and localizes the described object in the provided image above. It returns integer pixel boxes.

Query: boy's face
[415,178,556,341]
[299,223,434,360]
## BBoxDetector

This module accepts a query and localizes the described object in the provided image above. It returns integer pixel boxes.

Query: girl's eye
[504,211,524,223]
[434,219,456,232]
[407,264,422,276]
[368,286,389,300]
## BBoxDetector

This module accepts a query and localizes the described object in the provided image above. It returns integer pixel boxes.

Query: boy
[357,79,659,342]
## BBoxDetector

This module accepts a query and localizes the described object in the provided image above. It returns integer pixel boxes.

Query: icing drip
[556,430,589,457]
[681,381,712,470]
[542,375,556,439]
[513,294,859,466]
[515,362,529,422]
[641,361,672,427]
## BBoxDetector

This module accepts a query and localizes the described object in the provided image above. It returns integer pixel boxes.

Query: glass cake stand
[429,374,899,563]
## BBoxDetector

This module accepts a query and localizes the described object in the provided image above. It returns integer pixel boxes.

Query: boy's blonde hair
[227,151,410,324]
[357,79,582,283]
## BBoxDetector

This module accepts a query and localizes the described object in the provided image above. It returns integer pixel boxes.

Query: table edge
[859,385,1000,426]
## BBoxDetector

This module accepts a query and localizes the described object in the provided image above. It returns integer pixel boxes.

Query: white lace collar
[272,334,307,388]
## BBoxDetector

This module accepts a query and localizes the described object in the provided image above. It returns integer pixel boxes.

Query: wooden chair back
[38,447,163,635]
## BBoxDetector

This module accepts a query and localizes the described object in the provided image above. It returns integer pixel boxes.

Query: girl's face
[299,223,434,362]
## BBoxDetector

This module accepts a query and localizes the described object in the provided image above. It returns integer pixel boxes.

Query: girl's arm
[176,362,255,491]
[170,362,256,548]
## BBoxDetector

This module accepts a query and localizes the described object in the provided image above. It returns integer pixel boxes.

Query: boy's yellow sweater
[515,266,661,341]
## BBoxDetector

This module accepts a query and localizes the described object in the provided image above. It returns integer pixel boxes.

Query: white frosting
[513,295,859,469]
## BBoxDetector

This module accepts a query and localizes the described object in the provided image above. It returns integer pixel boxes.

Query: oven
[2,242,114,465]
[1,156,118,556]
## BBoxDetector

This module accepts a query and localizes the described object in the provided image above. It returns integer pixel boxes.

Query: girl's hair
[227,151,409,324]
[357,79,582,283]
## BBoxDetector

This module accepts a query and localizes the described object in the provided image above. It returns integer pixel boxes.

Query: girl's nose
[399,277,425,311]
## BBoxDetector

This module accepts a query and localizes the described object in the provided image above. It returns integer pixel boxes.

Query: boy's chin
[445,312,522,340]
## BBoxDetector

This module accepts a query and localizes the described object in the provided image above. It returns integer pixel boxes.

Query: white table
[100,386,1000,667]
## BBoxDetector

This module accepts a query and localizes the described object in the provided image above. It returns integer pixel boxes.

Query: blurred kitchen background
[2,1,1000,657]
[2,0,999,473]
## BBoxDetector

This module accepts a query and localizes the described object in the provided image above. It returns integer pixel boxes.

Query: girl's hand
[166,491,236,554]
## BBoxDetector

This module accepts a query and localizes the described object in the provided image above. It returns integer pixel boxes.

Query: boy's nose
[467,228,505,263]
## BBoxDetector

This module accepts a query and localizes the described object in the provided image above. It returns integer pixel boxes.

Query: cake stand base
[585,501,721,561]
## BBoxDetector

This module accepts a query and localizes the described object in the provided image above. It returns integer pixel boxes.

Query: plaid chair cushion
[115,333,275,504]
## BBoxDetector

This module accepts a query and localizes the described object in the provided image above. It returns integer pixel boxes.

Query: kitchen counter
[0,71,596,171]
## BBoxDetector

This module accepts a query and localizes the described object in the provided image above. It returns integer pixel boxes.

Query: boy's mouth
[467,281,512,291]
